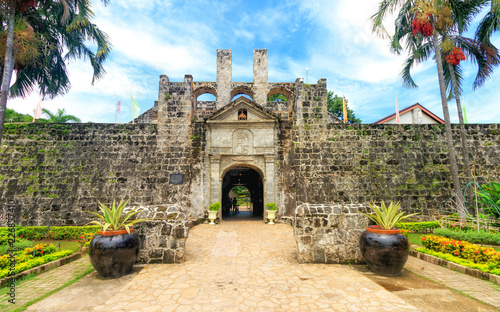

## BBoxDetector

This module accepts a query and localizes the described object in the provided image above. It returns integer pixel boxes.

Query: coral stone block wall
[290,123,500,215]
[294,204,370,263]
[0,123,200,226]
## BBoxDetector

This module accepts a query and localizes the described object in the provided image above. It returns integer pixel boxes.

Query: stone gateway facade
[1,49,500,228]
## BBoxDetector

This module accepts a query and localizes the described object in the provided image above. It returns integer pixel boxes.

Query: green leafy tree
[267,94,288,101]
[5,108,32,122]
[42,108,81,123]
[0,0,111,144]
[327,91,361,123]
[371,0,497,213]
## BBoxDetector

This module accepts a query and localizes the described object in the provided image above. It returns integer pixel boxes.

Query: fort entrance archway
[221,166,263,218]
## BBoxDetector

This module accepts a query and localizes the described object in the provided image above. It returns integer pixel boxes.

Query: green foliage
[0,225,100,240]
[85,198,149,233]
[268,94,288,102]
[327,91,361,123]
[78,233,95,250]
[416,247,500,276]
[209,202,220,211]
[0,235,32,254]
[265,203,277,211]
[5,108,32,123]
[24,243,56,257]
[433,228,500,246]
[476,182,500,219]
[41,108,81,123]
[361,201,418,230]
[164,93,171,101]
[395,221,440,232]
[0,250,73,279]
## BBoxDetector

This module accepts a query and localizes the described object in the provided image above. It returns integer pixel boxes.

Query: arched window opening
[267,94,288,102]
[238,109,247,120]
[196,93,216,110]
[231,86,254,102]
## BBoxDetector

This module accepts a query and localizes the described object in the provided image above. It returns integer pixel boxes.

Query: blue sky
[9,0,500,123]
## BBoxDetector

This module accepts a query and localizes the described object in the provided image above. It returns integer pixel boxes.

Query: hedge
[433,228,500,246]
[416,247,500,276]
[395,221,440,232]
[0,225,100,240]
[0,250,73,279]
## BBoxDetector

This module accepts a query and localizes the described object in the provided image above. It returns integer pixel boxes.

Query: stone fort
[1,49,499,227]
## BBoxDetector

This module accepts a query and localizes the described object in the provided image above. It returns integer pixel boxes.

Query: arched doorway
[221,166,263,218]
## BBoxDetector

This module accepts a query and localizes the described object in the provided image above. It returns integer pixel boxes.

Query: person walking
[232,197,238,213]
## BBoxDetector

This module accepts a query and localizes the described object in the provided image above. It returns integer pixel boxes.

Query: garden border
[409,248,500,285]
[0,252,82,288]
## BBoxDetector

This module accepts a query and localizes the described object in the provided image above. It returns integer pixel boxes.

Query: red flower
[475,250,480,254]
[454,251,459,255]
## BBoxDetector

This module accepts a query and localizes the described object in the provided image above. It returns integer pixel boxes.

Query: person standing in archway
[232,197,238,213]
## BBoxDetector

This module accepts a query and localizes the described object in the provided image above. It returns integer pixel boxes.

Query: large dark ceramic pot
[89,229,139,278]
[359,225,410,276]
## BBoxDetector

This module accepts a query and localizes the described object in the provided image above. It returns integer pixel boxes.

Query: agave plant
[361,201,418,230]
[85,198,149,233]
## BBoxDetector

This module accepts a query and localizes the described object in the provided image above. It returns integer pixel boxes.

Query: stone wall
[290,123,500,214]
[135,205,189,264]
[294,203,370,263]
[0,123,199,226]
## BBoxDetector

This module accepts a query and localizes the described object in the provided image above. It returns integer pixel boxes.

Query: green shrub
[476,182,500,219]
[416,247,500,276]
[395,221,440,232]
[0,250,73,278]
[433,228,500,245]
[24,243,57,257]
[0,225,100,240]
[0,236,32,255]
[265,203,277,211]
[208,202,220,211]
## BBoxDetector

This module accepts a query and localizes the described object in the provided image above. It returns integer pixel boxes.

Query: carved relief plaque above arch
[232,129,253,155]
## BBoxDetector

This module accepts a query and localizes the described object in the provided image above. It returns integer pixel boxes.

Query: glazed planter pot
[89,228,139,278]
[208,210,218,225]
[267,210,276,224]
[359,225,410,276]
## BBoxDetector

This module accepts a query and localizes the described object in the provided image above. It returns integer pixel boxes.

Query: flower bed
[433,228,500,246]
[420,235,500,274]
[0,250,73,279]
[0,242,73,279]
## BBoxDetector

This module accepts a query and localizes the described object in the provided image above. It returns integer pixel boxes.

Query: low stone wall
[294,203,370,264]
[134,205,189,264]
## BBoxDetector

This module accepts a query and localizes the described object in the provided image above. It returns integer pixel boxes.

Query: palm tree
[372,0,463,208]
[41,108,81,123]
[0,0,111,144]
[400,20,499,179]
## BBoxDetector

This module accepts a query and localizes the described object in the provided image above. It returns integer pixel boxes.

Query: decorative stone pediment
[207,97,278,122]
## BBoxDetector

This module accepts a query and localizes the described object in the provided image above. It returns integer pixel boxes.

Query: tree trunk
[447,62,471,178]
[0,4,17,146]
[431,32,465,216]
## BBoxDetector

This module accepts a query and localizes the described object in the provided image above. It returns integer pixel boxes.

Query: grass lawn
[30,239,81,253]
[408,233,424,247]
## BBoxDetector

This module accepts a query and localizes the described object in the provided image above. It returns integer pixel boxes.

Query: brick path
[0,255,93,311]
[404,256,500,309]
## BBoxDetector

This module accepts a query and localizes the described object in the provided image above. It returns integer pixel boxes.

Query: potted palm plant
[266,203,277,224]
[208,202,220,225]
[359,201,418,276]
[85,198,149,278]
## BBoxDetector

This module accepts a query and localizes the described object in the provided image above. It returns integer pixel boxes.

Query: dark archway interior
[221,167,263,218]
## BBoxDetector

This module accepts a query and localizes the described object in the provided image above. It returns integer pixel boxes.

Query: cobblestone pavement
[21,220,500,311]
[404,256,500,309]
[89,221,418,312]
[0,256,93,312]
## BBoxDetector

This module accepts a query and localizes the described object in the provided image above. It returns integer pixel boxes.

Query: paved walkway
[404,256,500,309]
[10,221,499,311]
[0,255,93,311]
